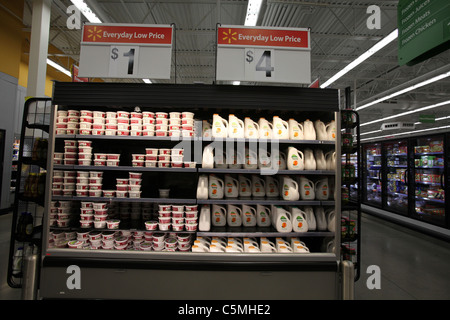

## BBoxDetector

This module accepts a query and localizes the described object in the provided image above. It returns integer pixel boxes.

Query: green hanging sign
[398,0,450,66]
[419,114,435,123]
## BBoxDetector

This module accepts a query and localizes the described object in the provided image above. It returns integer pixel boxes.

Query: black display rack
[7,97,52,288]
[340,88,362,282]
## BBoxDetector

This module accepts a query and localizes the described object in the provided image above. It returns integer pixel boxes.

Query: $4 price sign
[109,46,140,77]
[244,48,275,81]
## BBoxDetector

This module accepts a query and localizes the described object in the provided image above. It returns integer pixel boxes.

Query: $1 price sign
[109,46,139,77]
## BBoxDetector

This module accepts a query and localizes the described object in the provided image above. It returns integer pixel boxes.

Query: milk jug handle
[253,121,260,130]
[298,123,304,130]
[218,178,224,188]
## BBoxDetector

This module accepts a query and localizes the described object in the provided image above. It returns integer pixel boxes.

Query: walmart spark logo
[222,28,237,44]
[87,26,102,41]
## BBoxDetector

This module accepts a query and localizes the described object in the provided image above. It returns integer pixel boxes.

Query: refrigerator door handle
[440,173,444,189]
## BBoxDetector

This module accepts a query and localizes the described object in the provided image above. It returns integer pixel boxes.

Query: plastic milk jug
[314,149,327,170]
[272,116,289,139]
[326,120,336,140]
[202,143,214,169]
[289,119,304,140]
[228,114,245,138]
[315,206,327,231]
[208,175,224,199]
[299,176,315,200]
[282,176,300,201]
[238,175,252,197]
[303,206,316,230]
[244,117,259,139]
[304,148,317,170]
[224,174,239,198]
[212,114,228,138]
[303,119,316,140]
[242,205,257,227]
[315,177,329,200]
[196,175,208,199]
[211,204,226,227]
[256,204,271,227]
[314,119,328,140]
[199,205,211,231]
[227,204,243,227]
[287,147,304,170]
[251,175,266,197]
[290,207,309,232]
[264,176,279,198]
[274,207,293,233]
[258,118,273,139]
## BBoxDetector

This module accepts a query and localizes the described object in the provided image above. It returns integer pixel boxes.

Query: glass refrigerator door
[413,136,446,227]
[363,143,382,207]
[384,140,409,215]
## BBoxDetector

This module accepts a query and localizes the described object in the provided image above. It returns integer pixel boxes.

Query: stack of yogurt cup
[88,171,103,197]
[77,140,93,165]
[181,112,195,137]
[105,111,118,135]
[79,110,93,135]
[116,111,131,136]
[91,111,106,135]
[142,112,155,136]
[55,110,80,135]
[63,140,77,165]
[62,171,76,197]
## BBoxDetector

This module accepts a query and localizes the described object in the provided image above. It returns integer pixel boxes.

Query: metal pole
[342,260,355,300]
[21,253,39,300]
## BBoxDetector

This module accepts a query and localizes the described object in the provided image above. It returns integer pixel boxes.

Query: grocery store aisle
[355,213,450,300]
[1,210,450,300]
[0,213,21,299]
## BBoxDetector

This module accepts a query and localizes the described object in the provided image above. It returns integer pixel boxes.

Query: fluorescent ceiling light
[361,124,450,142]
[47,59,71,77]
[245,0,263,26]
[360,100,450,127]
[70,0,102,23]
[232,81,240,85]
[142,79,152,84]
[321,29,398,89]
[356,71,450,111]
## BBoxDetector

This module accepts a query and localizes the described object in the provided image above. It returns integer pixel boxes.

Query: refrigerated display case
[37,82,353,299]
[362,143,382,208]
[362,134,449,232]
[385,140,409,216]
[412,135,446,227]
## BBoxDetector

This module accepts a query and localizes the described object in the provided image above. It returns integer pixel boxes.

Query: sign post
[216,25,311,84]
[78,23,173,79]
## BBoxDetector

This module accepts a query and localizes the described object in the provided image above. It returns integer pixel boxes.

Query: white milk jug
[214,151,228,169]
[290,207,309,232]
[326,120,336,140]
[274,207,293,233]
[251,175,266,197]
[315,177,329,200]
[256,204,271,227]
[199,205,211,231]
[314,120,328,140]
[287,147,304,170]
[202,120,212,138]
[272,151,286,170]
[258,118,273,139]
[211,204,226,227]
[272,116,289,140]
[299,176,315,200]
[326,209,335,232]
[314,149,327,170]
[196,175,208,199]
[325,151,336,171]
[208,175,224,199]
[303,206,316,230]
[229,149,243,169]
[227,204,243,227]
[289,119,304,140]
[258,148,271,169]
[244,117,259,139]
[202,143,214,169]
[224,174,239,198]
[303,119,316,140]
[242,205,257,227]
[315,206,327,231]
[243,147,258,169]
[264,176,279,198]
[228,114,244,138]
[238,175,252,197]
[282,176,300,201]
[304,148,317,170]
[212,114,228,138]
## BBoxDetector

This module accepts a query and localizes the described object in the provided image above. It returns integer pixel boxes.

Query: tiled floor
[1,211,449,300]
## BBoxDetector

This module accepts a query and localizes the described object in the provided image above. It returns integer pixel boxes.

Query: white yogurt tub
[79,122,92,130]
[117,130,129,136]
[117,111,129,119]
[145,160,157,167]
[78,146,92,153]
[94,159,106,166]
[155,112,168,119]
[142,111,154,118]
[55,129,67,135]
[128,185,141,192]
[78,153,92,160]
[80,213,94,221]
[94,214,108,222]
[158,161,170,168]
[106,219,120,229]
[78,160,91,166]
[182,112,194,119]
[89,177,102,184]
[184,162,196,168]
[57,110,69,117]
[76,184,89,191]
[92,129,105,136]
[89,171,103,178]
[156,118,168,125]
[142,124,155,131]
[80,110,93,117]
[171,161,183,168]
[128,178,142,185]
[105,118,117,125]
[93,111,105,118]
[185,223,198,231]
[130,130,142,137]
[80,220,93,228]
[80,116,93,123]
[116,178,128,185]
[106,111,117,119]
[107,160,119,167]
[93,117,105,125]
[128,191,141,198]
[158,223,171,231]
[103,190,115,198]
[142,130,155,136]
[182,130,194,137]
[129,172,142,179]
[155,124,168,131]
[169,130,180,137]
[89,184,102,191]
[117,123,129,130]
[105,129,117,136]
[89,190,102,197]
[172,223,184,231]
[115,190,127,198]
[78,140,92,147]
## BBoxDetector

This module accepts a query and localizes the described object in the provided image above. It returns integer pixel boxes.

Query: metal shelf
[198,168,335,175]
[197,198,327,206]
[52,196,197,204]
[53,164,196,173]
[197,226,333,238]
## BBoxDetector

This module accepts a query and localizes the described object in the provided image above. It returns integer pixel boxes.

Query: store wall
[0,1,72,208]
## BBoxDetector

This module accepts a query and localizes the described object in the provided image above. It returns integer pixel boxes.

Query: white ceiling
[23,0,450,140]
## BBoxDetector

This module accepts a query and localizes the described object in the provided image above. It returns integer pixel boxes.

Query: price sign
[108,46,139,77]
[244,48,275,81]
[78,24,173,79]
[216,26,311,84]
